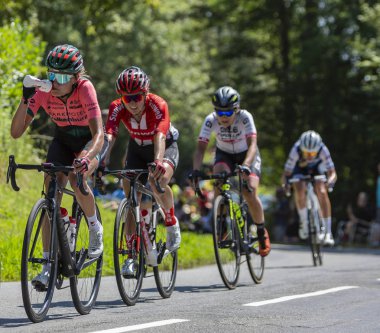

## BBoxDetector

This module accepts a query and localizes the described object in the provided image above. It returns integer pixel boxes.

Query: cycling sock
[164,207,176,226]
[256,223,266,248]
[87,213,100,231]
[298,207,308,224]
[322,217,332,233]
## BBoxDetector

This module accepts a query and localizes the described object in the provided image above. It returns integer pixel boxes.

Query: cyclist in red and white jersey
[281,130,337,246]
[104,66,180,276]
[11,44,105,287]
[192,86,271,257]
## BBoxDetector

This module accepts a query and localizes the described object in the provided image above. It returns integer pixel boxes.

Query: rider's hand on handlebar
[239,165,251,176]
[150,159,166,179]
[74,157,91,175]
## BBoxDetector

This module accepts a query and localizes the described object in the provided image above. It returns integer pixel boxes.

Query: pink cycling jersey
[106,93,179,146]
[27,79,101,127]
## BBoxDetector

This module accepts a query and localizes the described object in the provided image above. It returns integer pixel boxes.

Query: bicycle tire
[246,224,265,284]
[70,204,103,314]
[212,195,240,289]
[153,207,178,298]
[113,198,144,306]
[21,198,58,323]
[308,208,322,266]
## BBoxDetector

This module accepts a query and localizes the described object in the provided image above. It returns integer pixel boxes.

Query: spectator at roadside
[273,187,291,242]
[342,192,375,244]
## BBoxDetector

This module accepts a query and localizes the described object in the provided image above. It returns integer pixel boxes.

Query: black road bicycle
[101,166,178,305]
[7,155,103,323]
[190,165,264,289]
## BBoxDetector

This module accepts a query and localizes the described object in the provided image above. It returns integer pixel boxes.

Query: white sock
[322,217,332,234]
[87,214,100,231]
[298,207,308,225]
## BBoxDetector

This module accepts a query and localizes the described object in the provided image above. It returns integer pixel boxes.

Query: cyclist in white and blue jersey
[282,130,337,246]
[192,86,271,257]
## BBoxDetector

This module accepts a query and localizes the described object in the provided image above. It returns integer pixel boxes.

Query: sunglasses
[215,109,234,117]
[121,94,144,104]
[48,72,73,84]
[302,150,318,158]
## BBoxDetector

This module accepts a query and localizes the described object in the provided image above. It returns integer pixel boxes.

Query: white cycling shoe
[322,233,335,246]
[166,218,181,251]
[88,224,104,258]
[121,258,135,278]
[31,268,50,290]
[298,221,308,240]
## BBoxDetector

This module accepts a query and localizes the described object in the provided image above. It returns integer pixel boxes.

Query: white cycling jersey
[198,109,257,154]
[284,140,335,173]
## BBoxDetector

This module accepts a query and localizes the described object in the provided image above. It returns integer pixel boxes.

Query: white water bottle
[68,217,77,252]
[23,75,52,92]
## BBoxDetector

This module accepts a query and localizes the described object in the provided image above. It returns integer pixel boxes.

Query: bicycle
[190,165,265,289]
[286,174,328,266]
[7,155,103,323]
[101,166,178,305]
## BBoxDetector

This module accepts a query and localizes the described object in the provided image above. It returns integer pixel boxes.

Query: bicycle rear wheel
[246,225,265,284]
[308,208,322,266]
[212,195,240,289]
[153,207,178,298]
[113,198,144,306]
[70,204,103,314]
[21,199,58,323]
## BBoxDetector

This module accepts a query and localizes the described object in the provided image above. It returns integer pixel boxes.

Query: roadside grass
[0,174,215,282]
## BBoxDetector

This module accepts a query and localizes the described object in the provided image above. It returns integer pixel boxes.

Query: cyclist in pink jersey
[11,44,105,287]
[191,86,271,257]
[104,66,180,277]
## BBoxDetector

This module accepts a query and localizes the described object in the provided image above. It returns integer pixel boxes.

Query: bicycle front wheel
[70,204,103,314]
[153,207,178,298]
[308,208,322,266]
[113,199,144,306]
[212,195,240,289]
[246,225,265,284]
[21,199,58,323]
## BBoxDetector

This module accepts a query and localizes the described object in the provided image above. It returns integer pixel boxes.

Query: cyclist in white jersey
[281,130,337,246]
[192,86,270,257]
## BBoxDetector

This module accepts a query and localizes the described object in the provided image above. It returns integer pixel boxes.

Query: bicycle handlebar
[189,165,253,198]
[102,164,165,194]
[285,174,333,195]
[7,155,89,195]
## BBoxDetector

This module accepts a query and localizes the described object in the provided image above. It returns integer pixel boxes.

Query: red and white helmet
[115,66,150,95]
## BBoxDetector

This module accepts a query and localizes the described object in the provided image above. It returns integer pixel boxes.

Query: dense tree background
[1,0,379,223]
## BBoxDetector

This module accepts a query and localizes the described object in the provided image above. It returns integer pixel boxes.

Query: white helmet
[299,130,322,152]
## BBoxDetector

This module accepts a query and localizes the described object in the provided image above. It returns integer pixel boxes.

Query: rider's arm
[85,117,104,160]
[153,131,166,162]
[10,101,34,138]
[242,135,257,167]
[193,141,208,170]
[326,168,337,187]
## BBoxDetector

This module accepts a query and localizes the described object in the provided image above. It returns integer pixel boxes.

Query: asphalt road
[1,244,379,333]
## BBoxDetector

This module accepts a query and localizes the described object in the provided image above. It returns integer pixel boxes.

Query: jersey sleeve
[198,114,215,143]
[319,144,335,171]
[154,98,170,135]
[78,80,101,120]
[284,143,300,172]
[105,100,124,137]
[241,110,257,138]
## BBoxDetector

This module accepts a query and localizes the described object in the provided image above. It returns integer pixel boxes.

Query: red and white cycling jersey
[106,93,179,146]
[198,109,257,154]
[26,79,101,129]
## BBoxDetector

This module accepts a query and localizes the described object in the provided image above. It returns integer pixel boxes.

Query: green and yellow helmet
[45,44,84,74]
[212,86,240,109]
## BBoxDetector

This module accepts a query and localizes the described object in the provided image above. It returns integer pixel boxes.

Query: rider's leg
[293,181,308,239]
[150,163,181,250]
[242,175,271,257]
[69,158,103,258]
[315,181,334,245]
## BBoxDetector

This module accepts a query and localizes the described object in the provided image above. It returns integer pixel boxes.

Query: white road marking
[90,319,189,333]
[244,286,359,307]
